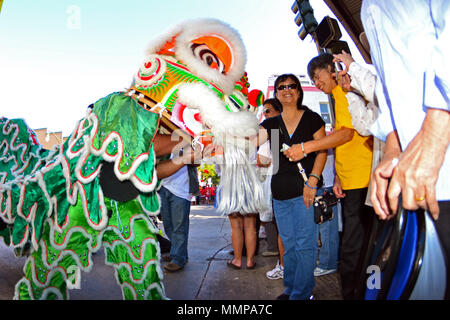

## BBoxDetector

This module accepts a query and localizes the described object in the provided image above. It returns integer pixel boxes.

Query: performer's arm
[153,133,189,157]
[156,159,186,179]
[156,146,202,179]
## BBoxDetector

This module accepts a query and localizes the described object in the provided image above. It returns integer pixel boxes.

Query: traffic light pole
[310,31,336,128]
[291,0,336,127]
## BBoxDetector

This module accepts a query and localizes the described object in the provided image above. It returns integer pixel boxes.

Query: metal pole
[310,31,336,128]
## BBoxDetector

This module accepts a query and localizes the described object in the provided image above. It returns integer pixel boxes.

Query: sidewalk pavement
[0,205,343,300]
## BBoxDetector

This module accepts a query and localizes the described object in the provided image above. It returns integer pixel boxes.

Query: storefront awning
[323,0,372,64]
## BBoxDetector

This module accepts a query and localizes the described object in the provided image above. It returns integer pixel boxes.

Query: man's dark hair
[262,98,283,113]
[273,73,307,111]
[307,52,335,80]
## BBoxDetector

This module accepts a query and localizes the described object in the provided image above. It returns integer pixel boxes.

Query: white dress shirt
[361,0,450,201]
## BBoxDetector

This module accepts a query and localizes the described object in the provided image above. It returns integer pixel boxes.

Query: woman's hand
[303,179,317,209]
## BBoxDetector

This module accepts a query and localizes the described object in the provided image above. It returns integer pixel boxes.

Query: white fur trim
[176,82,258,139]
[146,18,247,94]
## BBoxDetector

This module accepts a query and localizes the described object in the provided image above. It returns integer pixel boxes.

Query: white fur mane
[146,18,247,94]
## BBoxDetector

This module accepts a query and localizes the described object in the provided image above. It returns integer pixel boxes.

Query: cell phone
[334,62,343,82]
[280,143,290,153]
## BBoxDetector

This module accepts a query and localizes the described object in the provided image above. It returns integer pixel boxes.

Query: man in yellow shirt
[284,53,374,299]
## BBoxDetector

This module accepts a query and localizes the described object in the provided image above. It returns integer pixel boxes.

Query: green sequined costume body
[0,92,166,300]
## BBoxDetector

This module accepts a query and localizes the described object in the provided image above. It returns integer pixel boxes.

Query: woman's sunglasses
[276,83,297,91]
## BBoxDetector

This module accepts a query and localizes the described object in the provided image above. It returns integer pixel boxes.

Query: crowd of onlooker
[156,0,449,300]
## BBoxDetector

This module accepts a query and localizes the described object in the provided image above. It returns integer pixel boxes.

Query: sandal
[247,262,257,270]
[227,260,241,270]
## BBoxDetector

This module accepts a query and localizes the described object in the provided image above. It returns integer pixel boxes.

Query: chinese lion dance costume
[0,18,267,300]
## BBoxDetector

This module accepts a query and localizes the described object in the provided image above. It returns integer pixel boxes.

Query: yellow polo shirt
[332,85,373,190]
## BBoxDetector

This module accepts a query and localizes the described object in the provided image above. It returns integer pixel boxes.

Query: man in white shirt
[361,0,450,298]
[159,166,192,272]
[155,138,201,273]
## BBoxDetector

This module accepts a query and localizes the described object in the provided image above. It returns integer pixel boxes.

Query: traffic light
[291,0,318,40]
[326,40,351,55]
[314,16,351,55]
[315,16,342,48]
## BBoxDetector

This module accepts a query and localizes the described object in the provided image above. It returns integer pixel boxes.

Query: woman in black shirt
[258,74,327,300]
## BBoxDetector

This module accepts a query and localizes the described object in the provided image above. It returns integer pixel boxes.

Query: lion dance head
[130,18,267,214]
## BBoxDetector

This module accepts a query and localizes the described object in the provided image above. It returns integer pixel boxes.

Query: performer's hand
[178,145,202,165]
[332,175,346,198]
[202,143,223,159]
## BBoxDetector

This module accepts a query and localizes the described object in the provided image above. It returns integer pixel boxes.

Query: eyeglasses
[312,69,330,83]
[277,83,297,91]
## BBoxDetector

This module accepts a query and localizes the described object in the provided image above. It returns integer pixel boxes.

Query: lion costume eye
[191,43,225,74]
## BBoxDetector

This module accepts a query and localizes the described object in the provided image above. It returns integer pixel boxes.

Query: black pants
[265,219,280,252]
[339,188,374,300]
[435,201,450,299]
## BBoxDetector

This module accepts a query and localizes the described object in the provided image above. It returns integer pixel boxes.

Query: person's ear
[327,64,335,74]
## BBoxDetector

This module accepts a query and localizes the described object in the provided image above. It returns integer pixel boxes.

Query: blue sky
[0,0,364,135]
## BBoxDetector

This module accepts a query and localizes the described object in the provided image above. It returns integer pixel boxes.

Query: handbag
[313,190,339,224]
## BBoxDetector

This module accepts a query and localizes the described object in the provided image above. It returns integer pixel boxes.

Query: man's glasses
[312,69,330,83]
[277,83,297,91]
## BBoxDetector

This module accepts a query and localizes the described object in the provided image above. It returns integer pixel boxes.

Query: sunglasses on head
[277,83,297,91]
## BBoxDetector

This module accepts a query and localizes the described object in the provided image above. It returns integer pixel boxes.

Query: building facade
[34,128,67,150]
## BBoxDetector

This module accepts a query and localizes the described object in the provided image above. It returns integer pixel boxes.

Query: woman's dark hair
[262,98,283,113]
[307,52,335,80]
[273,73,307,111]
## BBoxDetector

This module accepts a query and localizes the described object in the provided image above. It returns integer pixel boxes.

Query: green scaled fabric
[0,91,161,250]
[0,117,46,182]
[89,92,160,191]
[2,91,165,300]
[15,196,164,300]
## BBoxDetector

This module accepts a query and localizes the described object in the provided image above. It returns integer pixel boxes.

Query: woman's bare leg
[228,214,244,267]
